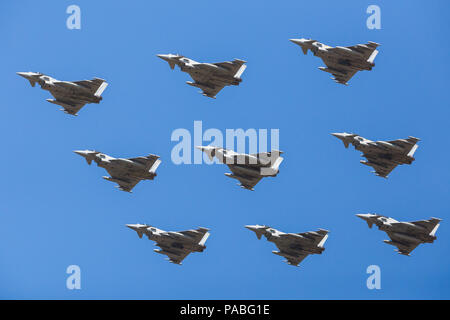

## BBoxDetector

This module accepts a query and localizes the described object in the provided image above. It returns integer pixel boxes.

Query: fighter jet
[74,150,161,192]
[245,225,329,267]
[332,133,420,178]
[289,38,380,85]
[157,54,247,98]
[17,72,108,116]
[126,224,210,265]
[356,214,441,256]
[196,146,284,190]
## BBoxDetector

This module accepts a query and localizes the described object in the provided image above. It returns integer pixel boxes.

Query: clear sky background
[0,0,449,299]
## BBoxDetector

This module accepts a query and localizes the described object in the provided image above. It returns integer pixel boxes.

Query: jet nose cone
[157,54,171,61]
[245,225,259,231]
[17,72,32,79]
[196,145,215,152]
[195,146,206,151]
[73,150,88,156]
[331,133,344,138]
[126,224,146,231]
[289,39,301,44]
[356,214,371,220]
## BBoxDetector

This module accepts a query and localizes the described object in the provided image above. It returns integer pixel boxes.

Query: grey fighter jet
[332,133,420,178]
[17,72,108,116]
[74,150,161,192]
[157,54,247,98]
[196,146,284,190]
[126,224,210,265]
[356,214,441,256]
[289,38,380,85]
[246,225,329,267]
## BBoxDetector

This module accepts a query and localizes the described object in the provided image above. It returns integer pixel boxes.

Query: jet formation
[196,146,284,190]
[332,133,420,178]
[74,150,161,192]
[290,38,379,85]
[157,54,247,98]
[17,72,108,116]
[356,214,441,256]
[246,225,329,266]
[126,224,210,265]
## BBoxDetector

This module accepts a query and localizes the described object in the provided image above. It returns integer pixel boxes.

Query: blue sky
[0,0,449,299]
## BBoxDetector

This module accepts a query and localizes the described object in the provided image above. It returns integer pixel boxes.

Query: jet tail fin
[260,155,284,176]
[198,231,210,246]
[429,218,442,237]
[317,233,329,248]
[367,49,379,64]
[234,62,247,79]
[149,159,162,175]
[94,80,108,97]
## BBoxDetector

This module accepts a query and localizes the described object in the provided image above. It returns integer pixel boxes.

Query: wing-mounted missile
[185,81,218,98]
[102,176,132,192]
[383,240,411,256]
[46,99,79,116]
[186,81,213,90]
[318,67,347,77]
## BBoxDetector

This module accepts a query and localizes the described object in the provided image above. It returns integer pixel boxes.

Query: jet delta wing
[188,59,247,98]
[322,42,379,84]
[272,230,329,266]
[103,155,161,192]
[225,165,263,191]
[154,228,210,264]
